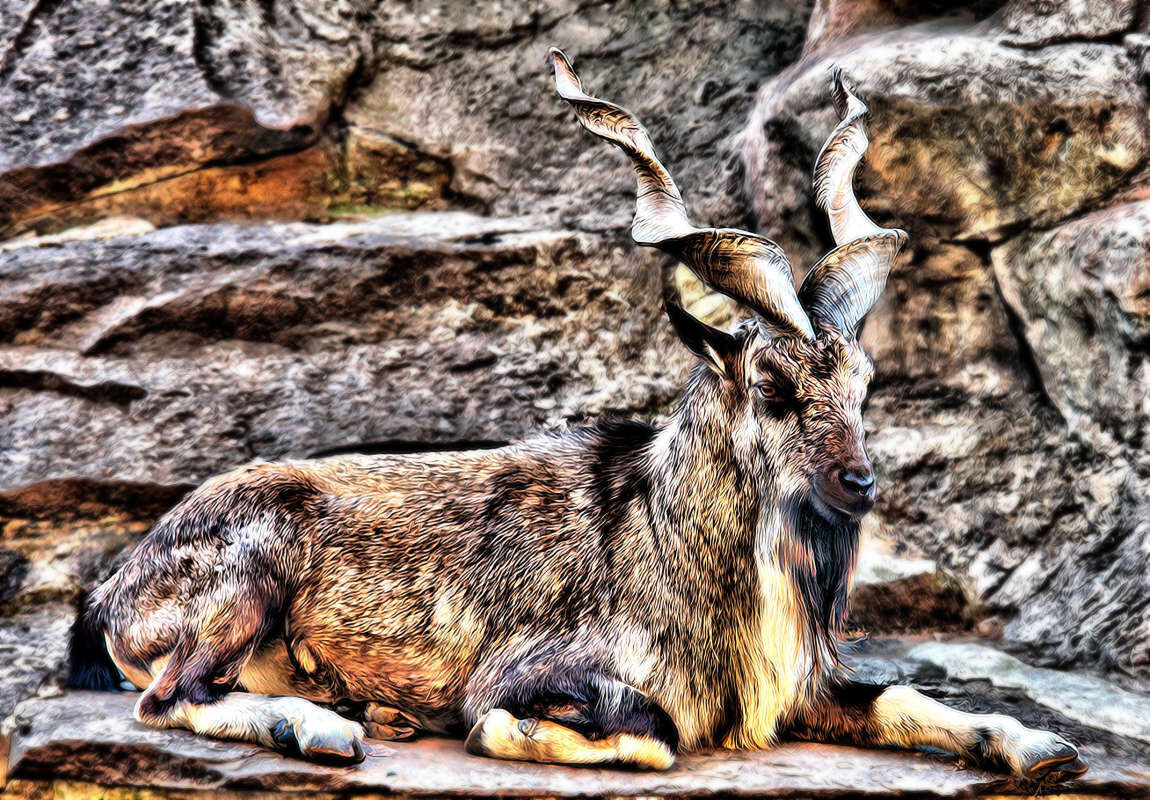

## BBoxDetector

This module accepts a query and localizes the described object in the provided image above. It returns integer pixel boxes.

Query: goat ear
[665,301,737,377]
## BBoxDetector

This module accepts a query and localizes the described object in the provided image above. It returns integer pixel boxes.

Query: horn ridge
[550,47,815,341]
[811,69,882,247]
[799,230,906,339]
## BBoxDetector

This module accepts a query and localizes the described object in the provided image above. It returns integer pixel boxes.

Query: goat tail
[66,592,121,691]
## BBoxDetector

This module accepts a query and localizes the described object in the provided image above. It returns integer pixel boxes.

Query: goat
[68,49,1087,781]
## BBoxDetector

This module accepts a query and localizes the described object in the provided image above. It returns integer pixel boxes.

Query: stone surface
[353,1,809,230]
[0,0,364,174]
[0,0,812,237]
[6,691,1150,797]
[909,641,1150,744]
[742,29,1147,268]
[860,244,1024,396]
[994,0,1138,46]
[0,479,183,722]
[848,536,970,634]
[0,0,373,235]
[0,607,71,731]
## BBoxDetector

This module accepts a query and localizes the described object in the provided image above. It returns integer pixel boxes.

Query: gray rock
[351,0,811,230]
[993,0,1138,47]
[908,642,1150,744]
[992,200,1150,449]
[0,607,72,726]
[860,244,1025,398]
[0,0,813,238]
[867,388,1150,685]
[0,0,368,173]
[0,0,371,233]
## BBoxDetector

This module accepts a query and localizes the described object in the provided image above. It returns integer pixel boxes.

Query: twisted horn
[551,48,814,340]
[800,68,907,338]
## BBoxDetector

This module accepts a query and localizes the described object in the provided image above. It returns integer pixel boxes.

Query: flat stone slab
[909,642,1150,744]
[5,692,1150,797]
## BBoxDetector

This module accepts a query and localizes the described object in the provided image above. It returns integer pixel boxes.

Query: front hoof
[303,730,365,764]
[271,715,366,764]
[1018,736,1088,783]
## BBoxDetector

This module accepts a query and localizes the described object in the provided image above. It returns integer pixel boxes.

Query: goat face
[667,304,876,522]
[746,327,875,520]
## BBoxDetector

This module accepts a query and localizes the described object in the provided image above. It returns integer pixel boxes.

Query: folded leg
[465,670,678,770]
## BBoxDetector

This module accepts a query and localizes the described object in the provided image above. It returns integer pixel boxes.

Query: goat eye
[754,383,779,401]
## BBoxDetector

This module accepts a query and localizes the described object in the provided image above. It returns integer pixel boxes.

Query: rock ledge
[4,692,1149,798]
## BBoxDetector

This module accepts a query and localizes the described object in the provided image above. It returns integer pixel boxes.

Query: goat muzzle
[815,461,876,518]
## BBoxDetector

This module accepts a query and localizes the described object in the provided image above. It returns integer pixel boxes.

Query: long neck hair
[646,363,859,669]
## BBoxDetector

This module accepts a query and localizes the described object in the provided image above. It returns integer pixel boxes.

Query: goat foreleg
[790,681,1087,782]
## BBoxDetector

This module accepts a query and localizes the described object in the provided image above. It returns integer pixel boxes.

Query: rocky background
[1,0,1148,749]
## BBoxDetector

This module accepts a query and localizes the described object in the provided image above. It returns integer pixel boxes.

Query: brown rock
[848,540,971,634]
[742,29,1148,267]
[861,244,1022,396]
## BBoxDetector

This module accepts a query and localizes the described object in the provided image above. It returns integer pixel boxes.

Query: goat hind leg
[793,681,1087,782]
[128,580,364,763]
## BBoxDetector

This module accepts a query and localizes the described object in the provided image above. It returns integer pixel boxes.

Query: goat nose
[839,468,875,496]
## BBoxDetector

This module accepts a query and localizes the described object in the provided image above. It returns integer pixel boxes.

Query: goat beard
[786,496,860,649]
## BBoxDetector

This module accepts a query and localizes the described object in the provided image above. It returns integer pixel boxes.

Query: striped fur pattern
[69,51,1085,782]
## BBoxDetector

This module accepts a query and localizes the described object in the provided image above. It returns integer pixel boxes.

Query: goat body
[88,368,849,752]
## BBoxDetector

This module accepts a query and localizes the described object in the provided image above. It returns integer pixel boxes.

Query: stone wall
[0,0,1147,731]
